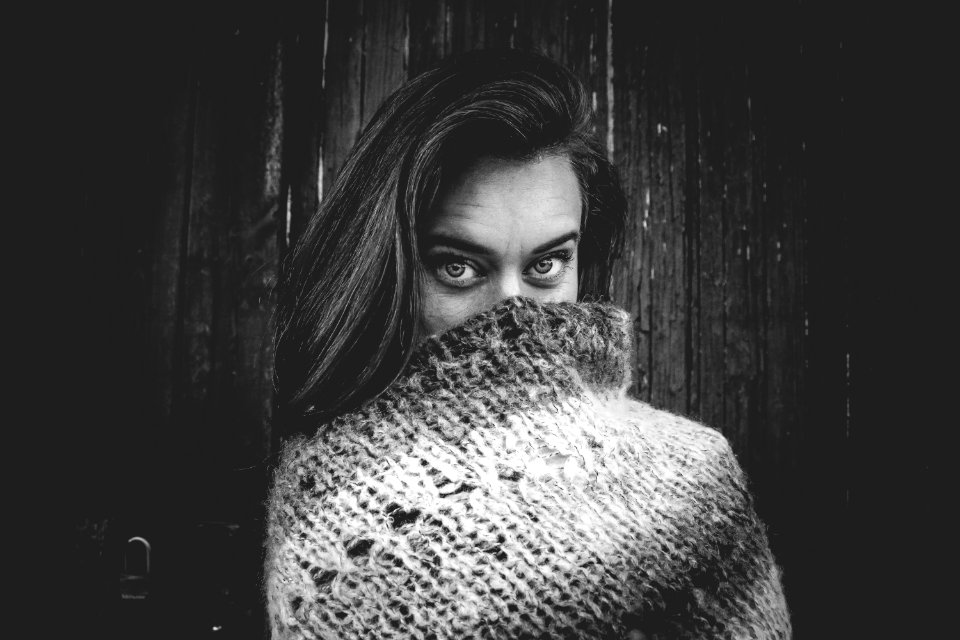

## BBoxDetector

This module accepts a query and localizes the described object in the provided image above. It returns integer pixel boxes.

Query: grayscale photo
[51,2,939,638]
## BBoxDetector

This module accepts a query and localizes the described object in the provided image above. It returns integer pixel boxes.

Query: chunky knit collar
[266,296,792,639]
[404,296,633,395]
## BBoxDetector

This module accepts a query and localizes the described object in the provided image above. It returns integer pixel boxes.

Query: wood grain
[280,6,327,248]
[179,19,282,478]
[320,0,364,197]
[362,0,409,125]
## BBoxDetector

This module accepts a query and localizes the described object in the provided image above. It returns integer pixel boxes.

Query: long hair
[274,49,625,436]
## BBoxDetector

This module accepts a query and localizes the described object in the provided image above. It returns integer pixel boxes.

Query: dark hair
[275,49,625,436]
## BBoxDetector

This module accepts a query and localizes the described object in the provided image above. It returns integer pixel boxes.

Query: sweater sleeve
[263,446,308,639]
[264,438,341,640]
[682,430,792,639]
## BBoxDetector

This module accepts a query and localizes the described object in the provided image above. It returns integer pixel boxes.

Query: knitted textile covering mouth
[265,297,791,639]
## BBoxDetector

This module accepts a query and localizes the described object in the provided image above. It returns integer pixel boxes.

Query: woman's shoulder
[623,399,732,450]
[605,396,748,488]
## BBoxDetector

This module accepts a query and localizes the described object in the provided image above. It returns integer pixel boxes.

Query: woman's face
[419,153,582,336]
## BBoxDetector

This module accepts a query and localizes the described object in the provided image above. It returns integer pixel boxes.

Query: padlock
[119,535,151,600]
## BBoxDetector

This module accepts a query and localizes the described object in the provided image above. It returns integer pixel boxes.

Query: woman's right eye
[444,262,467,278]
[432,257,482,287]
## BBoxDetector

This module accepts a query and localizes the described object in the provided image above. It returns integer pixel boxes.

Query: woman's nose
[489,272,523,301]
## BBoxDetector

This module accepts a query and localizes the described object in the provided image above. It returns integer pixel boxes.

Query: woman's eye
[432,257,482,287]
[532,258,556,275]
[444,263,467,278]
[526,251,573,281]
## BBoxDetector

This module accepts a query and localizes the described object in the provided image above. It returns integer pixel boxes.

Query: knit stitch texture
[265,297,791,639]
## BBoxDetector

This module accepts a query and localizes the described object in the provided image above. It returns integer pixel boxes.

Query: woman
[265,49,790,639]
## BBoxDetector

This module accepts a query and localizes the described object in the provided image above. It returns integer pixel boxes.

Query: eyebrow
[423,230,580,256]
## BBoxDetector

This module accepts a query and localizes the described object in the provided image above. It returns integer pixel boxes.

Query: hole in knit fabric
[290,596,302,612]
[501,324,524,342]
[346,539,374,558]
[313,570,337,588]
[439,482,475,498]
[386,503,422,528]
[496,466,523,482]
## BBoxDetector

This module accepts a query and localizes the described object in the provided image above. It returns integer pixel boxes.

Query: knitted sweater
[265,297,791,639]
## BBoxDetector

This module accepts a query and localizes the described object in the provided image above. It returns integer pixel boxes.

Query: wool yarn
[265,297,791,639]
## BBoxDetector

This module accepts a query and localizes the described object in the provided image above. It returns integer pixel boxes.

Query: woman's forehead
[425,154,581,244]
[437,154,579,201]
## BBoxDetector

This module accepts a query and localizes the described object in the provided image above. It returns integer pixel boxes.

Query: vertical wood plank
[407,0,446,76]
[180,18,283,481]
[693,24,729,436]
[408,0,517,76]
[445,0,484,55]
[147,42,196,438]
[481,0,518,49]
[450,0,519,54]
[232,35,284,466]
[610,4,690,411]
[609,0,650,397]
[740,29,775,505]
[583,0,612,160]
[515,0,563,58]
[716,31,757,458]
[280,6,327,247]
[362,0,409,125]
[644,27,689,416]
[321,0,364,193]
[517,0,610,155]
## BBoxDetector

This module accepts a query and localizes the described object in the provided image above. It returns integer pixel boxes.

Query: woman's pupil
[534,258,552,274]
[445,263,466,277]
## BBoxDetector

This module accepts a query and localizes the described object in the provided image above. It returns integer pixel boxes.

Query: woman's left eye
[526,251,573,281]
[532,258,555,274]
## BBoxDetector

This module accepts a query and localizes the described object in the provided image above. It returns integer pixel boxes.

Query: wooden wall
[60,2,853,638]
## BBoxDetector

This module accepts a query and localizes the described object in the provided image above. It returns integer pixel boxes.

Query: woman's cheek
[419,281,485,336]
[541,270,578,303]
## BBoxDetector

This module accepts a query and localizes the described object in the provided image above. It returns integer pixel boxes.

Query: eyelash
[429,249,574,288]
